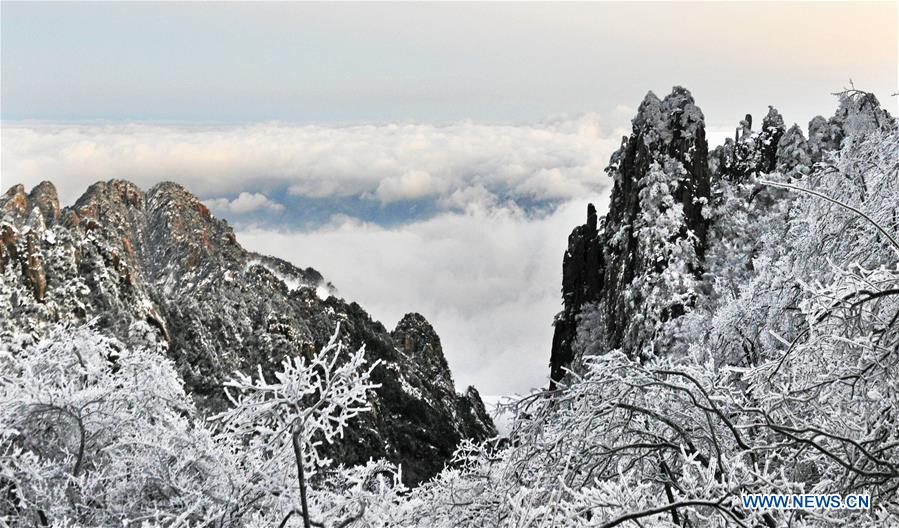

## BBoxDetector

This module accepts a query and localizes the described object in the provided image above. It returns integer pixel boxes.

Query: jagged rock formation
[392,313,495,439]
[712,106,786,182]
[0,180,496,485]
[549,204,602,385]
[549,87,895,388]
[550,87,711,387]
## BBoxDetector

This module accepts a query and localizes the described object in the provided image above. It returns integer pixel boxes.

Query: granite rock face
[712,106,786,182]
[549,203,602,385]
[550,87,711,387]
[0,179,496,485]
[548,87,895,388]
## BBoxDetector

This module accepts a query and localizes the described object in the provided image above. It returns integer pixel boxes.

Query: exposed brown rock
[2,184,27,218]
[0,225,17,272]
[27,181,61,227]
[23,236,47,301]
[146,308,171,342]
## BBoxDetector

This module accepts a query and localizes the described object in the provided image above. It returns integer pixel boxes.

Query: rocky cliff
[549,87,895,387]
[550,87,711,386]
[0,179,496,485]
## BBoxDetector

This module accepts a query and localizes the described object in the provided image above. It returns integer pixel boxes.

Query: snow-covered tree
[2,89,895,528]
[625,157,702,356]
[213,324,380,528]
[376,91,899,528]
[0,325,233,526]
[0,324,381,527]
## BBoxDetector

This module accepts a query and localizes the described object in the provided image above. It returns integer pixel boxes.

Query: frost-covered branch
[758,179,899,254]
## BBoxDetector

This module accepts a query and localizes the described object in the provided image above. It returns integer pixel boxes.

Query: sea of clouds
[2,117,621,397]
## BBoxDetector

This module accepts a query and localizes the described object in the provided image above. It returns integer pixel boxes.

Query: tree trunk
[292,423,311,528]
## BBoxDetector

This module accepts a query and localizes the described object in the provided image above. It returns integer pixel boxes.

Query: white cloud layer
[1,117,620,399]
[206,192,284,214]
[1,118,622,209]
[238,191,610,397]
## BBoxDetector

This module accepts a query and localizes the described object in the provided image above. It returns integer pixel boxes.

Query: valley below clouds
[238,192,608,397]
[1,117,619,396]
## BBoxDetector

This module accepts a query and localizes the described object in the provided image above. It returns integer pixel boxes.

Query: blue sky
[1,2,896,396]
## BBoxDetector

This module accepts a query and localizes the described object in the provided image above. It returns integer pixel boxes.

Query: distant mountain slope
[0,179,495,485]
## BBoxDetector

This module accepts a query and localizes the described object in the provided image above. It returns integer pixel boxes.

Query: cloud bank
[205,192,284,214]
[1,118,622,217]
[1,117,621,397]
[238,192,609,397]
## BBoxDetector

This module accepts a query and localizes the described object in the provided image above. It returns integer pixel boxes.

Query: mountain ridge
[0,178,496,485]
